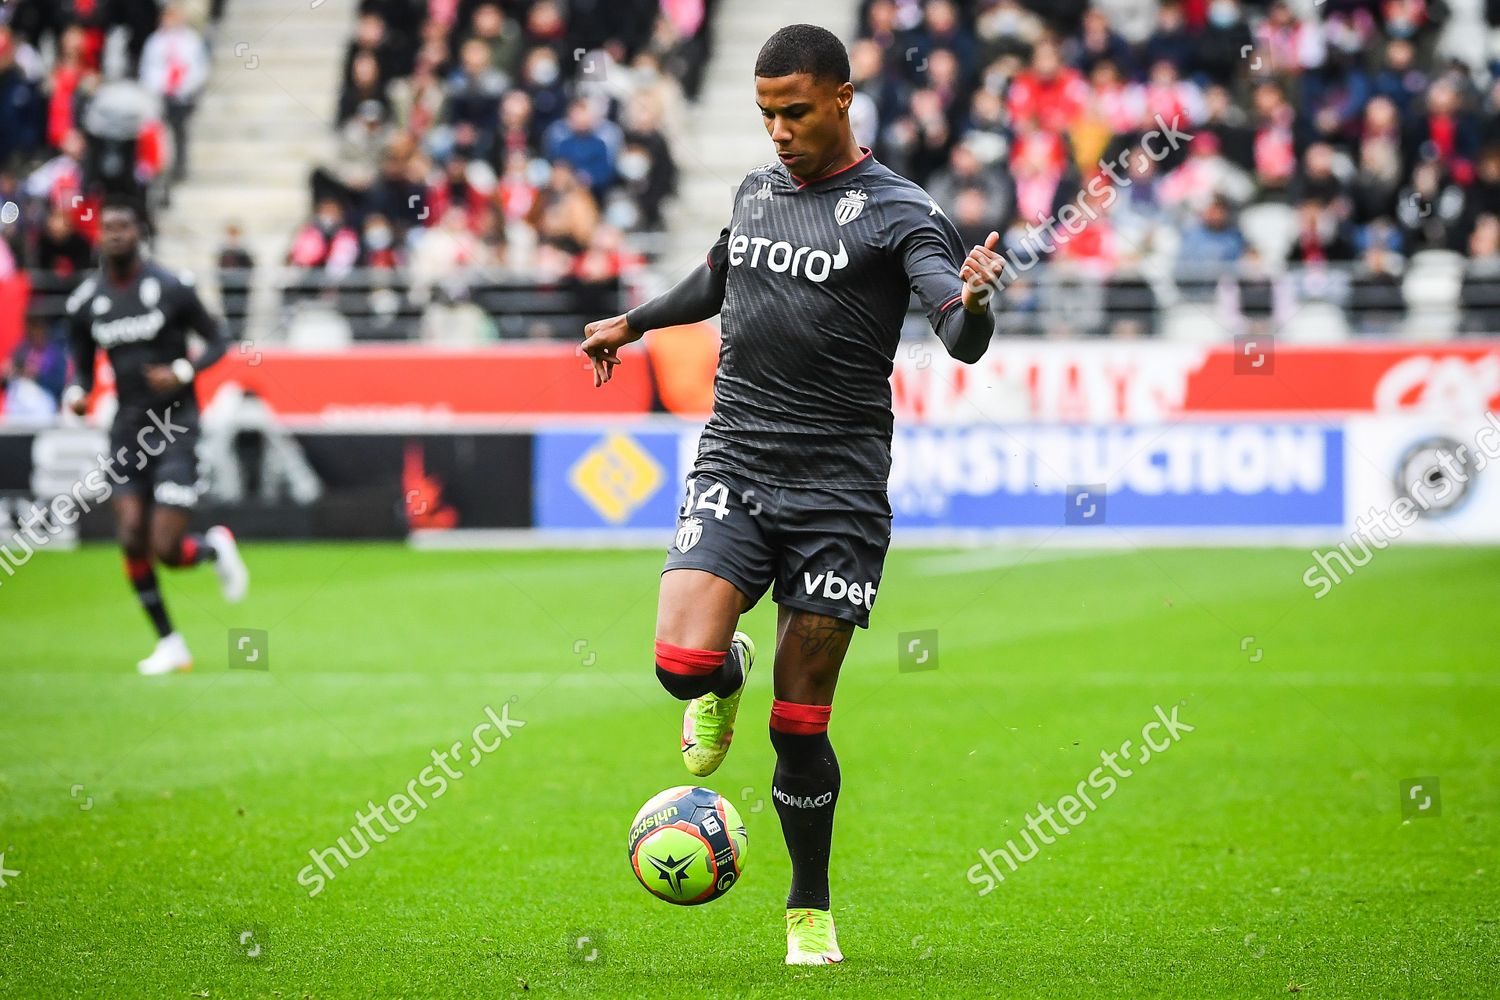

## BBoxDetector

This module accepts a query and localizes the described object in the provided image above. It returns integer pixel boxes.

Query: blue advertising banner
[889,423,1345,528]
[533,422,1344,532]
[533,429,687,529]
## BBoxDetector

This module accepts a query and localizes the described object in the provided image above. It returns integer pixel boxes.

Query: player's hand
[67,393,89,417]
[960,231,1009,314]
[143,363,183,393]
[578,314,642,388]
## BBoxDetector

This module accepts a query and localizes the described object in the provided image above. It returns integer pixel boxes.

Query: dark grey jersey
[65,260,228,423]
[694,150,986,490]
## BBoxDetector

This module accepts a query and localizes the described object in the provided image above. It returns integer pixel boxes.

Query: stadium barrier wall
[4,340,1497,545]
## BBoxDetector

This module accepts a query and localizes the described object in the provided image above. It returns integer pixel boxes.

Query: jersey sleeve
[624,182,740,333]
[889,191,994,364]
[174,271,231,372]
[63,278,97,393]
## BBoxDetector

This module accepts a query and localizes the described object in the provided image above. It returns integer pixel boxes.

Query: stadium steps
[656,1,862,287]
[152,0,357,338]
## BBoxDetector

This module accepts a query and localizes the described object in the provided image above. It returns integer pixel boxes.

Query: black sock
[655,642,744,700]
[125,556,173,638]
[770,724,840,910]
[710,642,744,697]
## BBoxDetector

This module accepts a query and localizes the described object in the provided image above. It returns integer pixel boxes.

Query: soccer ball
[628,785,747,905]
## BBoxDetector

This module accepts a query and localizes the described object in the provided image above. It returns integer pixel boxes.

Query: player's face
[755,73,854,178]
[99,208,141,262]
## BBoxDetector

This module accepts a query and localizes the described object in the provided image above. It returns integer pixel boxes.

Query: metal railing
[21,258,1500,343]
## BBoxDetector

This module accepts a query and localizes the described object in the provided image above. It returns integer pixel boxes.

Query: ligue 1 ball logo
[835,190,867,226]
[675,516,702,553]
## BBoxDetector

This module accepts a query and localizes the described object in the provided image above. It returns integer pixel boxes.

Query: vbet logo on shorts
[802,569,876,610]
[888,422,1344,528]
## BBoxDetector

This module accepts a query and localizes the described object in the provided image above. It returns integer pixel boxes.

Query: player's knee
[152,535,185,566]
[654,640,726,700]
[119,528,149,561]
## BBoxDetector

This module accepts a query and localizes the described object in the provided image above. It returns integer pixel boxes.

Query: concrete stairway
[153,0,357,337]
[657,2,861,287]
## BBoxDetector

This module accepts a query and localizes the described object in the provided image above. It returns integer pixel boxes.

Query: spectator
[1141,2,1195,77]
[1177,196,1245,275]
[1460,214,1500,332]
[287,198,360,276]
[1286,199,1356,264]
[339,52,391,128]
[1395,160,1468,252]
[138,4,208,182]
[0,30,43,168]
[443,38,508,155]
[2,316,68,419]
[33,207,92,278]
[466,4,524,79]
[543,98,621,198]
[217,223,255,338]
[1350,223,1407,335]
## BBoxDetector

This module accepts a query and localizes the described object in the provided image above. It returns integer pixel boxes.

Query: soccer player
[580,25,1005,965]
[62,195,249,675]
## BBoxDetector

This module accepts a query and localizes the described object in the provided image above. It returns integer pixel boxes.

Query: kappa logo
[751,184,773,201]
[727,226,849,283]
[675,516,703,553]
[835,189,867,225]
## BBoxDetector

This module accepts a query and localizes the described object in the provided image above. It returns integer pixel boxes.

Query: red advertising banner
[50,340,1500,425]
[891,342,1500,424]
[193,344,654,422]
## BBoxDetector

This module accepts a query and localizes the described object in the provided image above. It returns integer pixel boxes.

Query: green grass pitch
[2,543,1497,997]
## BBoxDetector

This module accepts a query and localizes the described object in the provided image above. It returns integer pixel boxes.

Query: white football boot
[206,526,249,603]
[138,633,193,675]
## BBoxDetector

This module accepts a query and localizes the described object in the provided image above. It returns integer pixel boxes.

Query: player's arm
[61,282,97,416]
[580,227,731,387]
[898,201,1000,365]
[144,276,232,393]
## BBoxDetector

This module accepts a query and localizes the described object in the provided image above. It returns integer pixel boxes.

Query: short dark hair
[100,192,144,222]
[754,24,849,85]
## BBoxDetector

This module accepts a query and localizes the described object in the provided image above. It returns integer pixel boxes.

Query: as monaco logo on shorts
[675,516,703,553]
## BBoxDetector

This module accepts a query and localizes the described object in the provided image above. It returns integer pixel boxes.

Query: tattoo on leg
[792,614,854,657]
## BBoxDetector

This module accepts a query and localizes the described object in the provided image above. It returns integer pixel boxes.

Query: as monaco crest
[675,516,703,552]
[835,190,867,226]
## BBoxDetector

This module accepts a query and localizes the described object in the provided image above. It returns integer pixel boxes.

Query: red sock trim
[770,699,832,735]
[655,640,727,676]
[124,556,153,582]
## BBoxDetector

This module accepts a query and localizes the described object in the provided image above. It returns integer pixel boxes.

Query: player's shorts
[662,468,892,629]
[108,406,201,509]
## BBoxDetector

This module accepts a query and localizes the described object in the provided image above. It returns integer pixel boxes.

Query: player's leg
[771,606,851,965]
[148,433,249,602]
[117,493,190,675]
[657,473,775,775]
[116,493,172,640]
[768,485,889,965]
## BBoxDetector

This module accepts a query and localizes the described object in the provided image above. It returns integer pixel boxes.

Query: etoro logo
[92,309,166,347]
[801,570,876,609]
[727,226,849,283]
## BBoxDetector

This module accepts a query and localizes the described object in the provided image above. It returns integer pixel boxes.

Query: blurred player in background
[581,24,1005,966]
[63,195,249,675]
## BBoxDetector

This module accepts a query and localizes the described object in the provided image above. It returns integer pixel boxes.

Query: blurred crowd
[1,0,213,415]
[853,0,1500,334]
[287,0,710,295]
